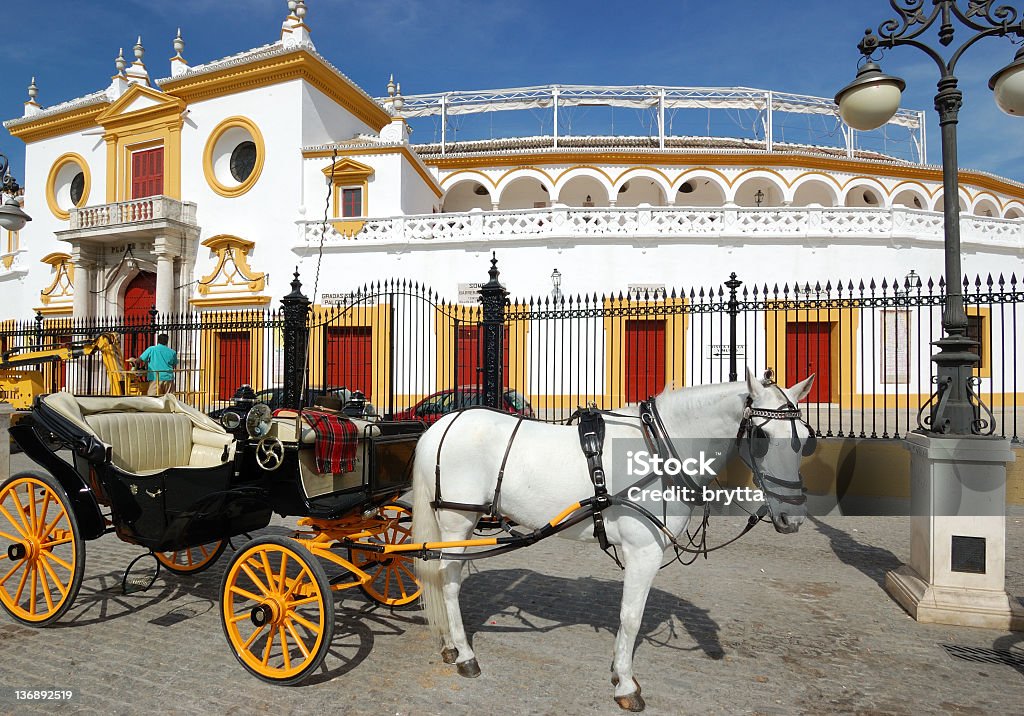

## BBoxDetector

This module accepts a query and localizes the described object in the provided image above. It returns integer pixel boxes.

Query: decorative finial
[115,48,127,74]
[27,77,38,102]
[288,0,297,12]
[387,73,396,97]
[393,82,404,112]
[173,28,185,57]
[295,0,307,19]
[134,36,145,62]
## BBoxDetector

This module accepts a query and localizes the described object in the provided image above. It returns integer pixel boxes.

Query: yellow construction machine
[0,332,146,408]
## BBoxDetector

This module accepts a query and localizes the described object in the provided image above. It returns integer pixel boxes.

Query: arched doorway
[123,272,156,361]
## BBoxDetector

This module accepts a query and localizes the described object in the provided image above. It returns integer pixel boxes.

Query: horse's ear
[745,367,765,400]
[787,374,815,403]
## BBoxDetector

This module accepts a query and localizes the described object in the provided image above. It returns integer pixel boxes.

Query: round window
[230,141,257,183]
[70,172,85,206]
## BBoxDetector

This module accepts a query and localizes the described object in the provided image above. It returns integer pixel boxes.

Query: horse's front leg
[438,509,482,677]
[611,540,663,712]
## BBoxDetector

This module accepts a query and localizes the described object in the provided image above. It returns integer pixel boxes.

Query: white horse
[411,369,815,711]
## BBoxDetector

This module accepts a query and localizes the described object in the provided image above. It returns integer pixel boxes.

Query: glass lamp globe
[835,62,906,131]
[990,48,1024,116]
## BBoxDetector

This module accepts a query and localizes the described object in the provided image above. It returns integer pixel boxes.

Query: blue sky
[1,0,1022,183]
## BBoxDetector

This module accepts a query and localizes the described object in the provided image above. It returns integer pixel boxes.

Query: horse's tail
[412,443,449,644]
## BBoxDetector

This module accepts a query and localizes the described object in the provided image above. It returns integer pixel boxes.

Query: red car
[394,387,534,424]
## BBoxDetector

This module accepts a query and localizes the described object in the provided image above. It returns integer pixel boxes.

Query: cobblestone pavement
[1,454,1023,716]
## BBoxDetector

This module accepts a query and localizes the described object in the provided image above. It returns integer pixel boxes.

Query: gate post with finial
[725,272,742,382]
[281,268,311,410]
[479,253,508,409]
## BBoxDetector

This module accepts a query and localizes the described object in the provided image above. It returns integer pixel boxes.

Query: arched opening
[675,178,725,207]
[972,198,999,218]
[1006,206,1024,219]
[931,191,968,212]
[442,180,492,212]
[791,180,839,207]
[844,185,884,208]
[558,176,610,208]
[497,177,550,210]
[123,271,156,360]
[733,178,784,208]
[615,179,666,207]
[892,188,927,210]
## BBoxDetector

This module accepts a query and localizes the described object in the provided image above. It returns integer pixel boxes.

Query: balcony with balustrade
[294,205,1024,255]
[57,196,199,244]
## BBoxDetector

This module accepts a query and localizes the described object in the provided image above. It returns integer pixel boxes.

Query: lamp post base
[885,432,1022,631]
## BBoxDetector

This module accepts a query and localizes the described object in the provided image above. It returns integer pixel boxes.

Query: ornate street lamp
[835,1,1024,435]
[0,153,31,232]
[551,268,562,302]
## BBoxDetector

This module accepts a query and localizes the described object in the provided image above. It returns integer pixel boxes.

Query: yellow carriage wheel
[349,502,422,607]
[0,471,84,626]
[220,536,334,685]
[155,540,227,575]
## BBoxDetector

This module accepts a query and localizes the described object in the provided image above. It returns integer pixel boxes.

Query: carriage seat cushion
[83,412,234,475]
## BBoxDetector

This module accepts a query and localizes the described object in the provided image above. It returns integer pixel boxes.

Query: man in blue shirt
[140,333,177,396]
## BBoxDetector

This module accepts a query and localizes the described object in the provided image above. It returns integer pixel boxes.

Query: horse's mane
[656,380,746,413]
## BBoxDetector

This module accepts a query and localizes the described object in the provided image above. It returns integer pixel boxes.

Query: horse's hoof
[441,647,459,664]
[611,676,642,695]
[614,692,646,712]
[457,658,481,678]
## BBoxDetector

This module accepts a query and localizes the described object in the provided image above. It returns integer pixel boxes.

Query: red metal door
[123,272,156,361]
[786,322,831,403]
[218,332,251,400]
[131,147,164,199]
[455,325,509,388]
[326,327,372,397]
[625,320,666,403]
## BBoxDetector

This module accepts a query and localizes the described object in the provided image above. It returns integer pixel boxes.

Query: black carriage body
[13,395,423,551]
[239,419,424,519]
[15,395,275,552]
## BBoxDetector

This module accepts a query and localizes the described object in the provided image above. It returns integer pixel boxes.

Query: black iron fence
[2,261,1021,442]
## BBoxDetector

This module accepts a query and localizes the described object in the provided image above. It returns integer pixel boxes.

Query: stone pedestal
[885,432,1023,630]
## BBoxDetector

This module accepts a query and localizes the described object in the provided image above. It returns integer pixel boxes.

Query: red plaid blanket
[301,410,358,474]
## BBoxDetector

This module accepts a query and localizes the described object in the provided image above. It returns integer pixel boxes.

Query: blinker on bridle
[736,384,815,506]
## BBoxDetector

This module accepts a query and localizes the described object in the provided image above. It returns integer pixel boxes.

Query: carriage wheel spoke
[239,562,272,598]
[37,565,54,612]
[199,544,211,559]
[0,529,22,543]
[0,504,28,540]
[288,611,321,634]
[38,556,69,601]
[12,561,29,606]
[40,550,72,571]
[0,556,25,587]
[41,509,69,543]
[277,553,289,593]
[28,566,37,614]
[258,552,277,594]
[36,491,53,538]
[229,611,251,625]
[242,623,266,650]
[288,594,319,608]
[261,626,276,666]
[278,625,291,671]
[9,489,32,536]
[229,585,263,603]
[38,536,73,551]
[285,620,311,659]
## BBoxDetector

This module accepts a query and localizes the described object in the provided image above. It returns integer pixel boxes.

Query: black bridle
[735,384,815,508]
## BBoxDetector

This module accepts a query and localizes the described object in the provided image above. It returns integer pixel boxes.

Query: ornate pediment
[95,84,185,131]
[190,235,270,308]
[321,157,374,182]
[36,252,75,314]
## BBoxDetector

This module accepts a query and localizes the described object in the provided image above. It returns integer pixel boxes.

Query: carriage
[1,369,816,709]
[0,389,425,683]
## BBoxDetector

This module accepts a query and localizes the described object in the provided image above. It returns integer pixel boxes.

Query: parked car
[392,387,533,424]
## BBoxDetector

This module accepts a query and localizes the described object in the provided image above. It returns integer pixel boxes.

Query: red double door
[785,322,832,403]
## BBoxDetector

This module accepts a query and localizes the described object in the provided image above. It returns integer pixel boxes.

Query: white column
[72,259,92,318]
[155,251,175,315]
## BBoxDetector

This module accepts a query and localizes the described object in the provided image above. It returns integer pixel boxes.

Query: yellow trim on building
[308,304,392,403]
[45,153,91,220]
[426,151,1024,201]
[202,116,266,198]
[323,158,372,218]
[162,49,391,132]
[306,145,443,198]
[966,305,992,379]
[95,84,185,202]
[6,103,109,144]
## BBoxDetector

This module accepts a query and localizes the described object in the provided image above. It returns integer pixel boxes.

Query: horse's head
[738,368,816,534]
